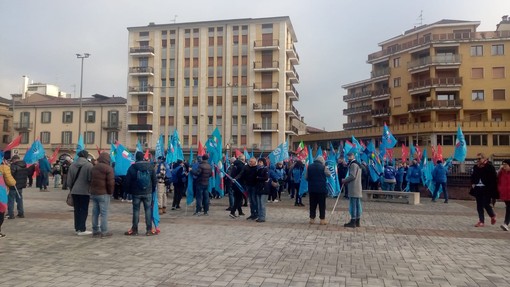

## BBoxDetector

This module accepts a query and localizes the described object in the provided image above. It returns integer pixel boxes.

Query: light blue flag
[166,134,175,164]
[24,140,46,164]
[136,140,143,154]
[316,146,323,160]
[152,191,159,229]
[298,165,308,197]
[268,142,289,165]
[155,135,164,160]
[453,125,467,162]
[171,130,184,161]
[382,123,397,149]
[410,144,416,161]
[114,144,135,176]
[211,128,224,197]
[187,148,195,205]
[326,158,341,197]
[110,143,116,164]
[244,148,251,160]
[74,134,84,161]
[351,136,363,162]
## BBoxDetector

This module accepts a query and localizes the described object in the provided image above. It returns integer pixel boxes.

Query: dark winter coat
[193,161,213,186]
[89,153,115,196]
[10,160,28,189]
[124,160,157,195]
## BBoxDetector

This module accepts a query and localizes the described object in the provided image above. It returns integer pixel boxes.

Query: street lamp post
[76,53,90,143]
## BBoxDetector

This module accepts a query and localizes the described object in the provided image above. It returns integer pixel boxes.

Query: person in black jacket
[471,153,498,227]
[192,154,213,216]
[8,155,28,219]
[235,157,258,220]
[124,152,158,236]
[337,158,349,198]
[229,156,246,218]
[306,156,331,225]
[255,158,269,222]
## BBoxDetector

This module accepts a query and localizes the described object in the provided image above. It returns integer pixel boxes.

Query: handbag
[66,166,83,206]
[271,180,280,189]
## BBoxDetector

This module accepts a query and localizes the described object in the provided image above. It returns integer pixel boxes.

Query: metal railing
[127,124,153,131]
[128,105,154,112]
[371,67,390,78]
[253,103,278,110]
[253,39,279,48]
[101,121,123,129]
[253,61,279,69]
[129,66,154,73]
[408,100,463,111]
[408,77,462,90]
[253,82,279,90]
[343,121,373,130]
[129,46,155,54]
[253,123,278,130]
[343,105,372,115]
[371,107,391,116]
[13,122,33,130]
[128,86,154,93]
[408,54,461,69]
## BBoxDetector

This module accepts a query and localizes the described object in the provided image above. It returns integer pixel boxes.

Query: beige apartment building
[126,16,305,153]
[295,16,510,162]
[11,93,126,159]
[0,97,13,150]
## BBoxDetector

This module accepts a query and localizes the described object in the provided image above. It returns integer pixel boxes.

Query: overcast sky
[0,0,508,131]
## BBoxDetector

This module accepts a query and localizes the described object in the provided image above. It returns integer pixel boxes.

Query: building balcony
[13,122,33,131]
[371,107,391,117]
[286,44,300,65]
[127,124,153,133]
[253,61,279,72]
[128,105,154,113]
[343,91,372,102]
[129,46,154,56]
[408,77,462,93]
[372,88,391,101]
[253,103,279,112]
[343,105,372,116]
[101,121,123,130]
[128,86,154,95]
[408,99,463,112]
[286,65,300,83]
[408,54,461,72]
[253,82,279,92]
[50,143,77,151]
[253,123,278,132]
[371,67,390,78]
[253,39,279,50]
[285,105,300,119]
[286,84,299,100]
[343,121,373,130]
[285,125,299,135]
[129,66,154,76]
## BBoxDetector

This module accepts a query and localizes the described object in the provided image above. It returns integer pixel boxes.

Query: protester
[360,161,369,190]
[192,154,213,216]
[67,150,93,235]
[38,156,51,191]
[61,160,70,190]
[382,162,397,191]
[275,162,286,201]
[171,160,186,211]
[289,160,305,206]
[8,155,28,219]
[432,160,448,203]
[124,151,157,236]
[497,159,510,231]
[0,158,16,238]
[337,157,349,198]
[225,157,236,212]
[89,152,114,238]
[267,164,280,203]
[156,157,168,213]
[342,152,363,228]
[235,157,258,220]
[52,163,61,188]
[26,163,35,188]
[395,162,404,191]
[229,156,246,218]
[406,159,421,192]
[306,156,331,225]
[471,153,498,227]
[255,158,269,222]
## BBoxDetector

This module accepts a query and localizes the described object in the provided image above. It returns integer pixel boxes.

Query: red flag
[431,145,437,163]
[437,144,444,162]
[401,144,409,163]
[4,134,22,151]
[234,149,242,157]
[144,148,149,160]
[49,145,61,164]
[415,144,422,162]
[385,148,393,161]
[95,145,102,156]
[198,141,205,156]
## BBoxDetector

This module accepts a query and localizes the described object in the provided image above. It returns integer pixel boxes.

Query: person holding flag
[471,153,497,227]
[0,157,16,238]
[235,157,258,220]
[7,155,28,219]
[228,155,246,218]
[342,152,363,228]
[191,154,213,216]
[406,159,422,193]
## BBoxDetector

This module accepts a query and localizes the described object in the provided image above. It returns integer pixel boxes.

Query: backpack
[136,169,152,191]
[292,167,302,183]
[383,166,396,179]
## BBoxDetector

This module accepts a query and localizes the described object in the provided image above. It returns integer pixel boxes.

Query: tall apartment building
[0,97,13,150]
[126,16,304,153]
[11,93,126,159]
[295,16,510,161]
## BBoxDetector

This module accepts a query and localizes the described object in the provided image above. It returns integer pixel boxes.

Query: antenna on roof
[415,10,424,26]
[171,15,178,24]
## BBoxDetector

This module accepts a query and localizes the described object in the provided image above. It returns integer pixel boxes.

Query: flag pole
[328,183,345,224]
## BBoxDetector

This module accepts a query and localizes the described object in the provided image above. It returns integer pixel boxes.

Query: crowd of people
[1,150,509,238]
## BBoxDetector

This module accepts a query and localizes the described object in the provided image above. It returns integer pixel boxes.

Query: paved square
[1,188,509,286]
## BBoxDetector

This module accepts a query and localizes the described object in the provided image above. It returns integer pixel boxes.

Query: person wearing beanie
[191,154,213,216]
[306,155,331,225]
[67,150,94,235]
[432,160,449,203]
[342,153,363,228]
[498,159,510,231]
[255,158,269,222]
[7,155,28,219]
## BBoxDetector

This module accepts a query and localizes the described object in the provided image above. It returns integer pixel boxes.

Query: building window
[471,90,484,101]
[2,135,9,144]
[2,119,8,132]
[471,68,483,79]
[393,77,401,87]
[185,78,190,87]
[241,116,247,124]
[107,132,118,144]
[393,57,400,68]
[62,111,73,123]
[232,135,238,145]
[393,97,401,107]
[41,112,51,123]
[192,116,198,125]
[192,97,198,106]
[40,131,50,144]
[169,78,175,87]
[62,131,72,144]
[471,45,483,56]
[169,98,175,106]
[492,113,503,122]
[184,116,189,125]
[192,135,197,145]
[493,67,505,78]
[84,131,95,144]
[193,77,198,87]
[168,116,174,126]
[139,31,149,37]
[208,116,213,125]
[193,57,199,68]
[161,97,166,105]
[436,135,454,145]
[492,44,504,55]
[232,96,238,105]
[160,116,165,125]
[85,111,95,123]
[208,96,214,105]
[493,89,506,101]
[493,134,510,146]
[241,96,247,104]
[183,136,189,146]
[20,132,29,144]
[465,134,487,146]
[241,135,247,145]
[232,116,238,125]
[216,116,222,126]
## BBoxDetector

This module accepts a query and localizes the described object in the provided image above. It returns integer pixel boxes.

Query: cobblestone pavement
[1,187,509,287]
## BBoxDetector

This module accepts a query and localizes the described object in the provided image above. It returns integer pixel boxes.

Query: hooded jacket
[89,153,115,196]
[0,164,16,188]
[306,156,331,194]
[432,163,447,183]
[10,160,28,189]
[498,168,510,201]
[67,157,93,195]
[124,160,157,195]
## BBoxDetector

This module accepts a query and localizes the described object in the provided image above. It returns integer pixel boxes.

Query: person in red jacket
[497,159,510,231]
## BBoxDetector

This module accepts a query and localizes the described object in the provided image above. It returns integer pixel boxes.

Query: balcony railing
[286,105,300,118]
[371,107,391,117]
[253,82,279,91]
[408,54,461,70]
[127,124,153,132]
[285,126,299,135]
[372,88,391,99]
[253,103,279,111]
[253,39,279,49]
[343,105,372,116]
[371,67,390,78]
[129,66,154,74]
[286,44,300,64]
[253,123,278,131]
[101,121,122,130]
[408,99,463,112]
[343,90,372,102]
[286,65,300,83]
[128,105,154,112]
[368,30,510,62]
[129,46,155,54]
[343,121,373,130]
[408,77,462,91]
[128,86,154,94]
[13,122,33,130]
[286,84,299,100]
[253,61,279,70]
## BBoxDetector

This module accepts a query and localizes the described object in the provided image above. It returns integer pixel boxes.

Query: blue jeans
[256,194,268,221]
[433,182,448,201]
[195,184,210,213]
[54,174,61,188]
[382,182,395,191]
[246,186,258,218]
[131,194,152,232]
[8,187,23,217]
[91,194,110,234]
[349,197,362,219]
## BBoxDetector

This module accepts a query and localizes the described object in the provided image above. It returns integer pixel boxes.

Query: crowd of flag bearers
[1,123,510,238]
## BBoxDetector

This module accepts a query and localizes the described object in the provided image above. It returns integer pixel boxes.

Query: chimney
[503,15,508,21]
[21,75,29,99]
